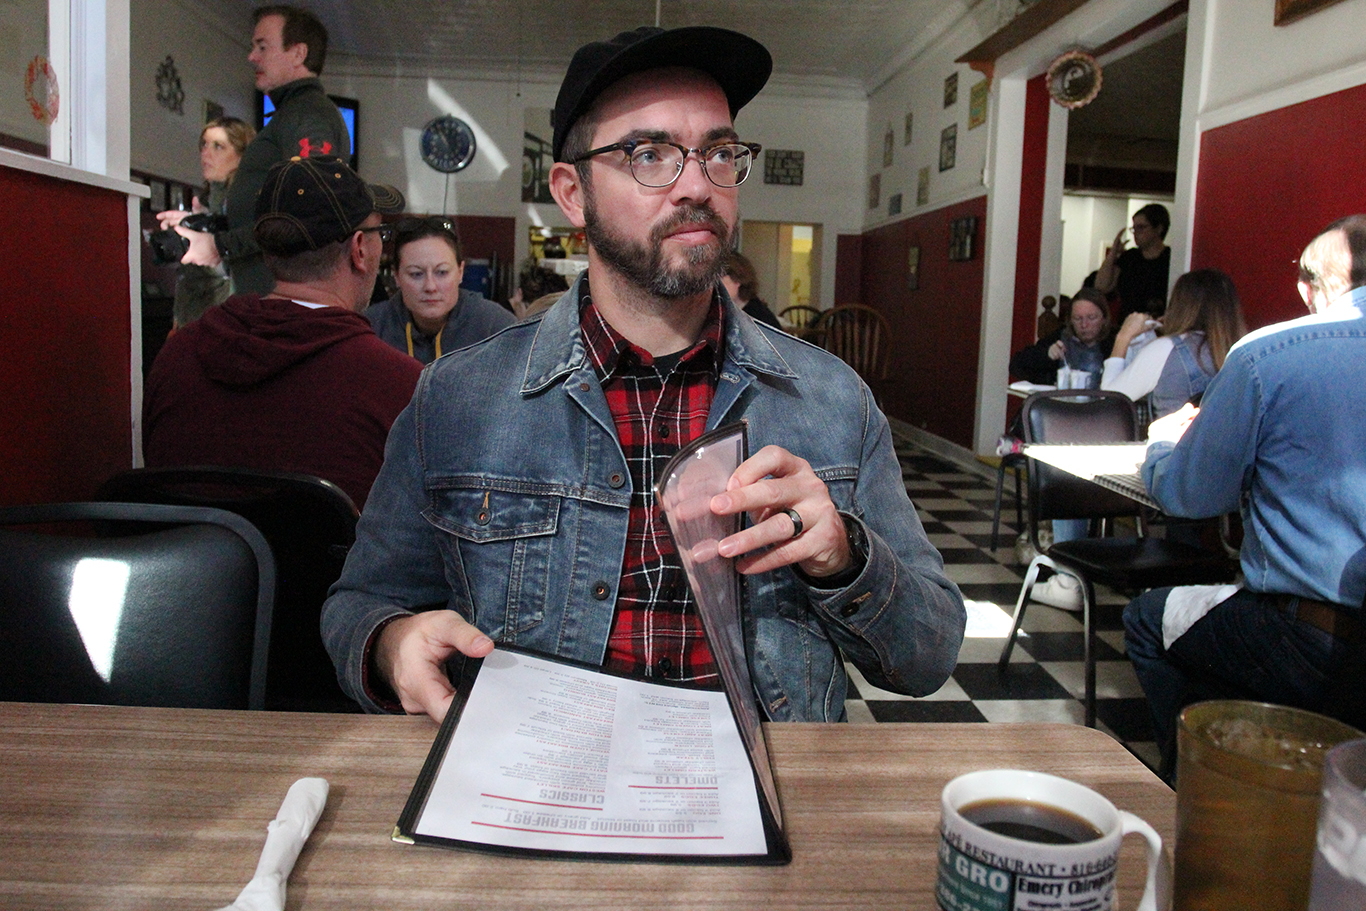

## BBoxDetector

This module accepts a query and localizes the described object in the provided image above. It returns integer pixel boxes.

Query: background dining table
[0,702,1174,909]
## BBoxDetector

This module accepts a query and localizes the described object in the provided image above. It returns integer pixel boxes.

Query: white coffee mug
[937,769,1171,911]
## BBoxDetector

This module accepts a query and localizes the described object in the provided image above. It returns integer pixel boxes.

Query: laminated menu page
[394,423,789,864]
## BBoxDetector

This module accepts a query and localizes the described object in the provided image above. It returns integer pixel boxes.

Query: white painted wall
[863,11,992,228]
[324,66,866,309]
[130,0,254,184]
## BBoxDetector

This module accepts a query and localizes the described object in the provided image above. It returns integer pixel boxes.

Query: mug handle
[1119,810,1172,911]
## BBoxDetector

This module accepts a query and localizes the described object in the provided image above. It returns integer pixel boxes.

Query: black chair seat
[996,390,1237,728]
[1049,536,1235,590]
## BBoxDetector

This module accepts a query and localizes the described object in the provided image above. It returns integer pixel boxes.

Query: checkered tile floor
[841,437,1161,774]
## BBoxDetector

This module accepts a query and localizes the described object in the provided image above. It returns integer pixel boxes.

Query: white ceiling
[214,0,1008,92]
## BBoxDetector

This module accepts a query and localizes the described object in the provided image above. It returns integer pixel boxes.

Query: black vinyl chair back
[96,467,359,712]
[1023,390,1139,542]
[0,501,274,709]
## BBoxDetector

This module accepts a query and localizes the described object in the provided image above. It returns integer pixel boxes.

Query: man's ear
[548,162,588,229]
[350,231,373,273]
[288,41,309,71]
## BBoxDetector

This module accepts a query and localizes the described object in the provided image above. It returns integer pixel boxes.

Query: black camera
[147,212,229,266]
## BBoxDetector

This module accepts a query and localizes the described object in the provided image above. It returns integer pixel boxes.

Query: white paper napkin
[216,777,330,911]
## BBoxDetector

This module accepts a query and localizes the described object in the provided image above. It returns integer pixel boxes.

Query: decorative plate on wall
[1046,50,1102,109]
[420,114,477,173]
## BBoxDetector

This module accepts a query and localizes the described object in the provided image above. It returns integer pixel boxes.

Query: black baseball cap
[254,155,405,256]
[551,26,772,162]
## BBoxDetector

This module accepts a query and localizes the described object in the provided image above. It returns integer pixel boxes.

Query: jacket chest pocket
[426,487,560,641]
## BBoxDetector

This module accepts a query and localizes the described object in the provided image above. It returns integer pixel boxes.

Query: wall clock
[420,114,476,173]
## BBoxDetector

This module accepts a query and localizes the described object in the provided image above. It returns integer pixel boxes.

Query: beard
[583,195,732,299]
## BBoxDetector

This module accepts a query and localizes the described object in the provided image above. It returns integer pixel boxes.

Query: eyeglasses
[358,224,395,244]
[571,139,762,189]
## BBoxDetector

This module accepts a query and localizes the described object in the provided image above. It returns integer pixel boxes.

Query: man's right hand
[175,225,223,268]
[1147,404,1199,445]
[374,611,495,721]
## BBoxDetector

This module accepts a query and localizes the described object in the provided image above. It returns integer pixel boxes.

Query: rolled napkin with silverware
[215,777,329,911]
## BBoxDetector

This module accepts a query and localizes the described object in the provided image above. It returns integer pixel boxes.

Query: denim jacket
[1143,289,1366,607]
[1150,331,1215,418]
[322,282,966,719]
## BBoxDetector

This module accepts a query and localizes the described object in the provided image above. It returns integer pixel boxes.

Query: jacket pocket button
[592,581,611,600]
[608,472,625,488]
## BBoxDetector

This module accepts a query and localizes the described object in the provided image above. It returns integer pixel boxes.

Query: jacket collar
[520,273,798,395]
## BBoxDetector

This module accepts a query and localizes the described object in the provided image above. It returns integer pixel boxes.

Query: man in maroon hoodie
[143,155,422,508]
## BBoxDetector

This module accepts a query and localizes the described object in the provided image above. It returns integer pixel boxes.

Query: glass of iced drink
[1308,738,1366,910]
[1174,701,1362,911]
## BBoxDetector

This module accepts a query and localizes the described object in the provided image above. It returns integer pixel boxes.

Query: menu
[394,423,789,864]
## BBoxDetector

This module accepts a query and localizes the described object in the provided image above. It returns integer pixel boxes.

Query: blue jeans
[1123,588,1337,779]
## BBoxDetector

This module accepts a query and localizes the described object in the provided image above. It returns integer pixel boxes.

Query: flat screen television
[256,91,358,171]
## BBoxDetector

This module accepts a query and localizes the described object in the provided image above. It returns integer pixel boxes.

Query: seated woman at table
[366,217,514,364]
[1008,289,1113,386]
[1100,269,1247,419]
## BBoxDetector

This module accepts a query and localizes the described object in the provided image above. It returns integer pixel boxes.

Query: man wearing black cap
[323,27,965,722]
[143,156,422,509]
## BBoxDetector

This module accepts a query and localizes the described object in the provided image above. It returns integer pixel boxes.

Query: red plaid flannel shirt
[579,285,722,685]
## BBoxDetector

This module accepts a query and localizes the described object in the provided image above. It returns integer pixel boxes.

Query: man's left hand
[710,445,852,578]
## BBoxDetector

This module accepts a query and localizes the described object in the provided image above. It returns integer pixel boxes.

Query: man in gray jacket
[322,26,965,722]
[176,5,350,294]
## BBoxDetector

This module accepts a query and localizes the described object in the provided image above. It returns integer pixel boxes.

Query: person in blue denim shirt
[321,26,965,722]
[1124,215,1366,777]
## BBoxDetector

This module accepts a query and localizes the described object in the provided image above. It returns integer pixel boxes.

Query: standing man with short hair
[167,5,350,295]
[1096,203,1172,321]
[322,26,965,723]
[1124,215,1366,777]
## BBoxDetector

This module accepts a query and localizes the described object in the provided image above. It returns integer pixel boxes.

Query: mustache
[650,204,729,245]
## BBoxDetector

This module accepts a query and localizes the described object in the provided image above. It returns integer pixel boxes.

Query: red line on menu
[481,793,602,811]
[628,785,719,790]
[471,821,723,839]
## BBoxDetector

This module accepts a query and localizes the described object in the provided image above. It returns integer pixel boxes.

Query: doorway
[739,221,824,313]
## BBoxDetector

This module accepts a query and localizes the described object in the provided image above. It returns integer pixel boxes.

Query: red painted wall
[835,233,863,304]
[1012,74,1052,357]
[0,166,133,505]
[1193,82,1366,330]
[859,196,987,448]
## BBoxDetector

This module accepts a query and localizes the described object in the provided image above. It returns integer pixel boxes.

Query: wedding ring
[783,508,804,538]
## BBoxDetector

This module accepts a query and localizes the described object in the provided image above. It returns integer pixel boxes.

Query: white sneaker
[1031,573,1083,612]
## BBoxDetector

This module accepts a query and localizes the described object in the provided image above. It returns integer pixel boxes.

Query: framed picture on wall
[883,125,894,168]
[888,193,902,216]
[969,80,989,129]
[907,246,920,291]
[943,72,958,107]
[948,216,977,261]
[917,167,930,206]
[903,111,913,146]
[867,173,880,210]
[939,124,957,172]
[1275,0,1348,25]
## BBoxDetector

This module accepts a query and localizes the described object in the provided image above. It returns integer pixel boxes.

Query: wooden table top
[0,703,1174,909]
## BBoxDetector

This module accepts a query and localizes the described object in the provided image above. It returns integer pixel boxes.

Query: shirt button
[608,472,625,488]
[658,424,670,439]
[592,581,611,600]
[657,657,672,674]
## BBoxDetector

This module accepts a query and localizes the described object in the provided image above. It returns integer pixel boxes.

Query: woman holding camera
[156,117,255,328]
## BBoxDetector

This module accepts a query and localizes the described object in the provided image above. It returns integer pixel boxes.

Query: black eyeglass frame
[571,139,763,189]
[358,224,396,244]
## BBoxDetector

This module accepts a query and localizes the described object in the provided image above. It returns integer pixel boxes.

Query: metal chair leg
[999,556,1051,668]
[1081,576,1097,728]
[990,462,1008,552]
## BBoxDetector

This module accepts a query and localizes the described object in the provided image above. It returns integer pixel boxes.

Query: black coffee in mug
[960,797,1104,844]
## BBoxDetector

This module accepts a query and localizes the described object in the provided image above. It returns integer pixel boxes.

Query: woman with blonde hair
[1101,268,1247,417]
[158,116,256,327]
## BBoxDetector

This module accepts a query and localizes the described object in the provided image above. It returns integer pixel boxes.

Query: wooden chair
[0,501,274,709]
[812,304,891,390]
[776,305,824,341]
